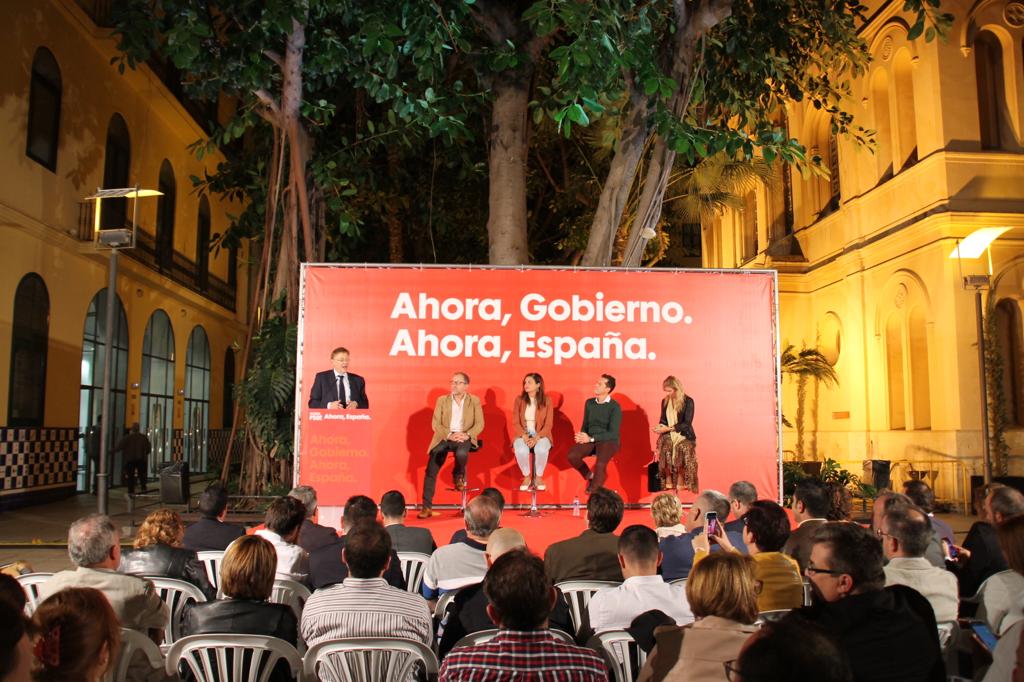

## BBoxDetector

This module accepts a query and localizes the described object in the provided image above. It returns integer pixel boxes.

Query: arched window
[156,160,176,273]
[974,31,1011,150]
[141,310,174,473]
[223,346,236,429]
[881,280,932,431]
[79,289,128,491]
[26,47,62,172]
[8,274,49,427]
[196,195,211,291]
[184,326,211,472]
[871,69,894,181]
[893,50,918,169]
[102,114,131,229]
[995,299,1024,426]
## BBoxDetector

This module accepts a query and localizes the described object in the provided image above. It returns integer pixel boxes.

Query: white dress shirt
[587,574,694,633]
[449,394,465,433]
[255,528,310,586]
[883,556,958,623]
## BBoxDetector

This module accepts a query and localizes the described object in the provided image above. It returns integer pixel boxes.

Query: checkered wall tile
[0,428,77,492]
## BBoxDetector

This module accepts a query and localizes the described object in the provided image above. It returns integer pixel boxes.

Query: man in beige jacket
[419,371,484,518]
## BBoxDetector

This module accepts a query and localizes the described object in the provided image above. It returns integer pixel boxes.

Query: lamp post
[84,186,162,514]
[950,227,1011,485]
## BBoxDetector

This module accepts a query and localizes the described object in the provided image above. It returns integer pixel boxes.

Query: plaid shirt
[439,629,608,681]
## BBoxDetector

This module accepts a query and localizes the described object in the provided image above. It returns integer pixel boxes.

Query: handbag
[647,460,662,493]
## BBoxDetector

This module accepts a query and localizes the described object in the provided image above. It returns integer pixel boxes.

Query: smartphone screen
[943,539,958,560]
[705,511,719,536]
[971,622,998,651]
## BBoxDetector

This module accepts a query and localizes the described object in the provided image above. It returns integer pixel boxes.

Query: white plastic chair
[164,633,302,682]
[433,588,461,620]
[16,572,52,616]
[589,630,647,682]
[302,637,439,682]
[397,552,430,595]
[196,551,225,592]
[556,580,621,637]
[146,576,208,645]
[968,569,1024,635]
[104,628,164,682]
[451,627,574,650]
[270,578,312,654]
[668,578,687,588]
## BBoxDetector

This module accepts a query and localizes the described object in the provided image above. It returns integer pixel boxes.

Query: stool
[521,446,549,518]
[446,484,481,513]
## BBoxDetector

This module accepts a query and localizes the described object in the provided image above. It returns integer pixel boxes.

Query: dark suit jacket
[781,518,827,572]
[955,521,1009,596]
[544,529,623,584]
[387,524,436,555]
[298,519,340,554]
[660,529,748,581]
[659,396,696,442]
[183,517,246,552]
[308,536,406,590]
[308,370,369,409]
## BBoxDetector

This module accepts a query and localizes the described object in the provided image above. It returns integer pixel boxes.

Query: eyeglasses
[874,528,892,539]
[451,380,466,385]
[723,660,741,681]
[804,565,846,576]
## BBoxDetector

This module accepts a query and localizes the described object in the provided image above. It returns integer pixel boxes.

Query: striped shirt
[439,630,608,681]
[421,539,487,599]
[300,577,432,648]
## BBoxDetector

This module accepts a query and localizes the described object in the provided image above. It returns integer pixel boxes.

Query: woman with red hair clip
[32,587,120,682]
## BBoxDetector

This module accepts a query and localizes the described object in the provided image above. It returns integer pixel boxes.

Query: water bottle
[572,495,580,517]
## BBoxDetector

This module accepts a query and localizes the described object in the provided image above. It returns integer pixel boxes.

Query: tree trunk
[386,147,404,262]
[486,76,532,265]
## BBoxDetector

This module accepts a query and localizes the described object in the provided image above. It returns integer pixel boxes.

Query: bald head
[464,495,501,541]
[486,528,526,566]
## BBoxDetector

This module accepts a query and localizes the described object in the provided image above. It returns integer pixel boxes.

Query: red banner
[296,266,781,507]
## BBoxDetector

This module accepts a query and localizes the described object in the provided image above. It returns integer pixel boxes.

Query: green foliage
[781,343,839,461]
[984,297,1011,477]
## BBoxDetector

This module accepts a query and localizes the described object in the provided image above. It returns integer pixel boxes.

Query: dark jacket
[791,585,944,682]
[544,529,623,584]
[298,519,340,554]
[955,521,1009,596]
[659,529,747,581]
[308,369,369,409]
[387,524,437,555]
[120,543,216,600]
[659,396,696,442]
[308,536,406,590]
[183,517,246,552]
[781,519,828,572]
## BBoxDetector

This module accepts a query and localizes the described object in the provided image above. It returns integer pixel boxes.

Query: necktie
[336,375,342,404]
[338,374,348,405]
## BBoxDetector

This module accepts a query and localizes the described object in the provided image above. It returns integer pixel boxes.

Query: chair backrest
[556,580,621,636]
[16,572,53,616]
[802,579,813,606]
[589,630,648,682]
[397,552,430,595]
[452,628,575,651]
[196,551,224,591]
[146,576,208,644]
[105,628,164,682]
[270,579,312,621]
[164,634,302,682]
[302,637,439,682]
[756,609,792,624]
[668,578,687,587]
[937,620,961,677]
[433,588,462,620]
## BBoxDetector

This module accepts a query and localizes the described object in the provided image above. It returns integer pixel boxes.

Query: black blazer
[308,370,369,409]
[659,395,695,442]
[298,519,340,554]
[308,536,406,590]
[183,517,246,552]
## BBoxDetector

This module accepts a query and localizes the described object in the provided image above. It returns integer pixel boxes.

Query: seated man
[422,494,499,599]
[449,488,504,544]
[782,478,831,572]
[724,480,757,534]
[903,479,955,547]
[873,491,944,568]
[545,487,625,584]
[660,489,746,581]
[301,521,431,649]
[439,549,607,681]
[952,484,1024,596]
[419,371,484,518]
[381,489,436,554]
[588,525,693,633]
[308,494,405,589]
[183,485,245,552]
[566,374,622,494]
[254,496,310,585]
[40,514,167,640]
[881,506,958,623]
[289,485,340,553]
[796,522,944,682]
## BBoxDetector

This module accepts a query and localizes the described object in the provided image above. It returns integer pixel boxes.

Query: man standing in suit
[418,372,484,518]
[308,346,369,409]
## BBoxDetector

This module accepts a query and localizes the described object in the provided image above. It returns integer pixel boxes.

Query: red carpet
[404,507,659,555]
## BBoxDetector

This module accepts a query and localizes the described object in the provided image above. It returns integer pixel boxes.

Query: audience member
[903,480,955,546]
[0,573,26,612]
[880,507,958,622]
[797,522,943,682]
[588,525,693,633]
[651,493,686,539]
[732,616,853,682]
[438,549,608,681]
[953,484,1024,596]
[32,586,120,682]
[182,485,245,552]
[0,599,32,682]
[423,494,500,599]
[981,513,1024,682]
[783,478,831,571]
[255,496,310,585]
[449,487,505,544]
[826,482,853,521]
[872,491,944,568]
[725,481,757,533]
[40,514,167,641]
[638,552,760,681]
[381,489,436,554]
[289,485,340,553]
[661,489,746,581]
[120,509,215,600]
[301,521,431,649]
[308,494,405,589]
[544,487,624,583]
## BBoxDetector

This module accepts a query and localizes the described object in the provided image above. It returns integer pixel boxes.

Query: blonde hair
[686,552,759,624]
[651,493,682,528]
[133,509,184,549]
[663,375,685,413]
[220,535,277,600]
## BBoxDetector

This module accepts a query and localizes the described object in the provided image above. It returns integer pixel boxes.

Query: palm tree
[781,344,839,461]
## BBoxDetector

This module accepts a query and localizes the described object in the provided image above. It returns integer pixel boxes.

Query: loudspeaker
[159,460,189,505]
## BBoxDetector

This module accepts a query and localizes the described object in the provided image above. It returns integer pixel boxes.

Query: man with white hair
[660,489,746,581]
[289,485,340,553]
[724,481,757,533]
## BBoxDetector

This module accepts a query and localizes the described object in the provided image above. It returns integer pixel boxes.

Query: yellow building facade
[0,0,249,507]
[707,0,1024,504]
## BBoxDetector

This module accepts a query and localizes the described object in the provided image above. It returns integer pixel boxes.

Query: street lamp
[949,226,1011,485]
[84,186,162,514]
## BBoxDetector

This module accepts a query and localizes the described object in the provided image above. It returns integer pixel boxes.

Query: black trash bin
[159,460,190,505]
[862,459,891,491]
